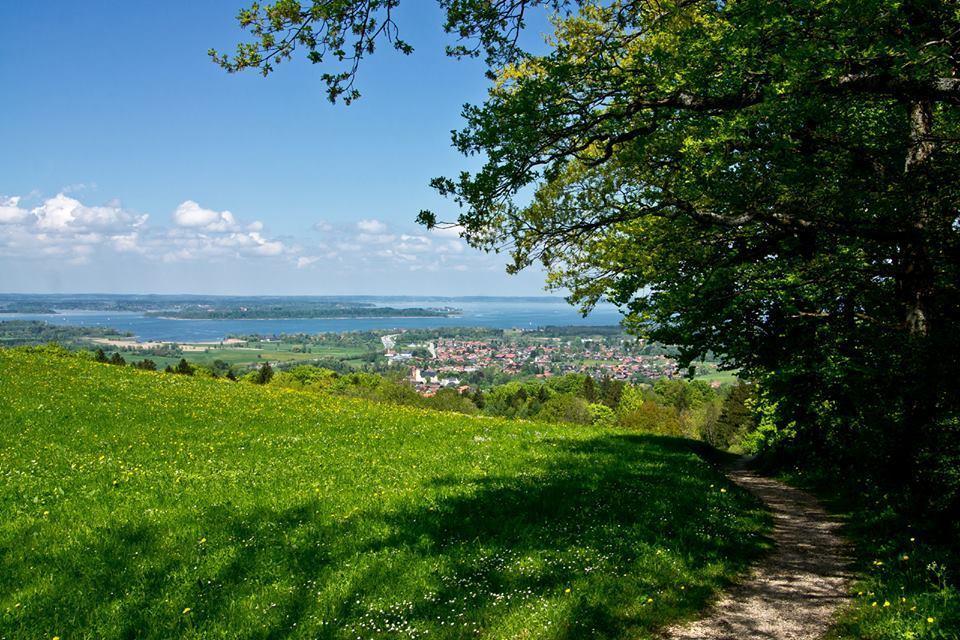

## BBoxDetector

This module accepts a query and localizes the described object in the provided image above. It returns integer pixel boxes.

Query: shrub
[700,383,756,450]
[255,362,274,384]
[588,403,616,427]
[618,401,684,436]
[537,394,593,425]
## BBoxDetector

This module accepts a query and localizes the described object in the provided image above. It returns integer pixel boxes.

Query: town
[385,331,686,396]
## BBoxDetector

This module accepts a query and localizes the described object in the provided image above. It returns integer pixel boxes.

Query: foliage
[537,393,593,425]
[428,387,479,415]
[0,320,131,347]
[619,401,684,438]
[700,383,756,450]
[587,402,616,428]
[779,467,960,640]
[131,359,158,371]
[255,361,274,384]
[218,0,960,531]
[0,348,770,639]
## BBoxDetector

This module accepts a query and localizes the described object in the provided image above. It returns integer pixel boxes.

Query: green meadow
[0,348,770,639]
[117,341,373,370]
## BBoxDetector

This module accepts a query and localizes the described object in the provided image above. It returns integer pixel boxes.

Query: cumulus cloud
[299,217,488,274]
[0,193,291,266]
[0,196,28,224]
[32,193,147,232]
[172,200,238,231]
[0,191,497,280]
[429,224,465,238]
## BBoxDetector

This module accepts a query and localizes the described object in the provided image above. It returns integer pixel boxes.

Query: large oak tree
[215,0,960,522]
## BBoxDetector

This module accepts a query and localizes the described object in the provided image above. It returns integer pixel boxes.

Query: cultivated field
[0,348,770,639]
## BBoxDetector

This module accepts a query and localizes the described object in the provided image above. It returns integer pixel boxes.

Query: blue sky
[0,1,552,295]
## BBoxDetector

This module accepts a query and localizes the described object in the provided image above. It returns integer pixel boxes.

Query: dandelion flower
[183,607,192,614]
[928,617,935,623]
[564,588,571,594]
[883,601,890,607]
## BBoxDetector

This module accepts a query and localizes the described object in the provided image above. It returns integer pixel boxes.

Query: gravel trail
[665,468,853,640]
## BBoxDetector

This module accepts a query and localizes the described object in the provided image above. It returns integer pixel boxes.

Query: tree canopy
[216,0,960,528]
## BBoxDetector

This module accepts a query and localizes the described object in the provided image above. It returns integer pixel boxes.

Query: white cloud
[0,193,291,265]
[436,239,465,254]
[172,200,238,231]
[303,218,485,274]
[32,193,147,232]
[61,182,97,194]
[297,256,322,269]
[111,232,142,253]
[1,191,506,284]
[430,224,465,238]
[356,218,388,234]
[0,196,28,224]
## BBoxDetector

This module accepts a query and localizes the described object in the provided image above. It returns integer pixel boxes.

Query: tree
[210,359,233,377]
[175,358,194,376]
[599,375,624,409]
[108,352,126,366]
[537,393,592,425]
[582,375,597,403]
[133,359,157,371]
[471,388,485,410]
[255,362,274,385]
[218,0,960,524]
[701,383,756,450]
[93,348,108,363]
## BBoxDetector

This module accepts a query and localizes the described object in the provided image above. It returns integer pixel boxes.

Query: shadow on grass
[4,434,770,639]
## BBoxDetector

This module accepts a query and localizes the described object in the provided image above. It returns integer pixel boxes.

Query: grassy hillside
[0,348,770,639]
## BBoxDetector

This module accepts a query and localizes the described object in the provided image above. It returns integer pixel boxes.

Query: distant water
[3,298,623,342]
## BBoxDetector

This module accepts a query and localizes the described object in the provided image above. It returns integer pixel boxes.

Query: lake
[2,298,624,342]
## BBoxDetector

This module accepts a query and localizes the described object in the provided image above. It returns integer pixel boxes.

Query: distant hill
[0,347,769,639]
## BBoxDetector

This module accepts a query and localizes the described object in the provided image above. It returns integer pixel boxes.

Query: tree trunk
[894,99,939,504]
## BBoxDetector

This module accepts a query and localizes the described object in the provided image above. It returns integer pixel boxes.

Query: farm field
[0,348,770,639]
[94,340,374,370]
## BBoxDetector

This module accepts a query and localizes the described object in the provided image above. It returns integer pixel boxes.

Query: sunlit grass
[826,508,958,640]
[0,348,770,639]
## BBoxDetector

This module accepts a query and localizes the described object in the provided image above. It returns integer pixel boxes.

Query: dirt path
[664,467,853,640]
